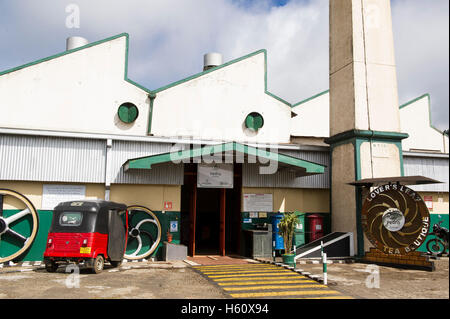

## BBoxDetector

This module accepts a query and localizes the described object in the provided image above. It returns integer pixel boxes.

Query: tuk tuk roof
[54,200,128,212]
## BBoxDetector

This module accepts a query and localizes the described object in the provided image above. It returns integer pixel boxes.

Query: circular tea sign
[361,184,430,255]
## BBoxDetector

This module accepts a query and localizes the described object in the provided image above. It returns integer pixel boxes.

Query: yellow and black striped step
[193,264,353,299]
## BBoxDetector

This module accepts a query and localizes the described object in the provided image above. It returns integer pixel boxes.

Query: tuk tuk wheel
[45,261,58,273]
[109,260,122,268]
[92,255,104,274]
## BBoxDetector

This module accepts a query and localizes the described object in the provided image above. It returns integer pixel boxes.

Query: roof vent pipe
[203,53,223,71]
[66,36,89,51]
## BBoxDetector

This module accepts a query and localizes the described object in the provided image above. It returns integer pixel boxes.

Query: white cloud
[391,0,449,131]
[0,0,447,130]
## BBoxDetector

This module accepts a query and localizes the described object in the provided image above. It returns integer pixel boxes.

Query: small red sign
[424,196,433,211]
[164,201,172,210]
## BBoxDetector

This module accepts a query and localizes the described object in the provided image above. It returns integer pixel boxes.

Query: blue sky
[0,0,448,131]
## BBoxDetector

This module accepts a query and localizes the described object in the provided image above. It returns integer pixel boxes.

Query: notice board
[243,194,273,212]
[42,184,86,210]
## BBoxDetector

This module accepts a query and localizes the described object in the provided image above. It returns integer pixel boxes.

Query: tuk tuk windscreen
[59,212,83,226]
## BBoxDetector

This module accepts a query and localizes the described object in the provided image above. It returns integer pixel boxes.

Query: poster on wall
[42,184,86,210]
[243,194,273,212]
[197,163,233,189]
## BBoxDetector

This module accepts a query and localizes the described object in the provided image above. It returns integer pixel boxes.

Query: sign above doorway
[197,163,233,189]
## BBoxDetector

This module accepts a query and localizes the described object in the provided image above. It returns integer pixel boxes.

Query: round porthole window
[245,112,264,131]
[118,102,139,123]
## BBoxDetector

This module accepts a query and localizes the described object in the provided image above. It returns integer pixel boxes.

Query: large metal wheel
[124,206,162,260]
[0,189,39,263]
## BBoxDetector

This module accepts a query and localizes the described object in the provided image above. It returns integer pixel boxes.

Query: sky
[0,0,448,131]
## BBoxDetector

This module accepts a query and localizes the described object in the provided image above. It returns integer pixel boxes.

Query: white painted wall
[0,35,149,136]
[150,52,293,144]
[290,90,449,155]
[291,92,330,138]
[400,95,449,153]
[1,33,447,153]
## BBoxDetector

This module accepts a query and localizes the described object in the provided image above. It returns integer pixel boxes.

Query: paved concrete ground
[192,263,353,299]
[0,261,228,299]
[292,257,449,299]
[0,257,447,299]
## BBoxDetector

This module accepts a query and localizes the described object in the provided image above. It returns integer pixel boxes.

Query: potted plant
[278,212,298,267]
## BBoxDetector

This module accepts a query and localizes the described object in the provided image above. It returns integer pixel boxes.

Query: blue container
[271,214,284,250]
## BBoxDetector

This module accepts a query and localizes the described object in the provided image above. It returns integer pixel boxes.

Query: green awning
[123,142,326,176]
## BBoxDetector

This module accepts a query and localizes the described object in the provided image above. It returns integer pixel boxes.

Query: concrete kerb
[0,259,189,275]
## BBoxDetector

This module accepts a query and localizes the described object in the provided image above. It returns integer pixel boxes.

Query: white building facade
[0,33,448,263]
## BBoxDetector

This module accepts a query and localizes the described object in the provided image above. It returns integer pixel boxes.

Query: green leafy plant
[278,212,298,255]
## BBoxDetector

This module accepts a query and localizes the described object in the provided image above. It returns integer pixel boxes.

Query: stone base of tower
[361,247,435,272]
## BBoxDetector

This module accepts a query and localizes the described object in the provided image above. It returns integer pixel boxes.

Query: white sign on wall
[42,184,86,210]
[170,221,178,233]
[243,194,273,212]
[197,163,233,189]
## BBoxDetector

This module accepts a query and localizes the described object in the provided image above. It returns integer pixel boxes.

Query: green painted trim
[1,33,128,77]
[147,94,156,134]
[392,140,405,177]
[118,102,139,123]
[399,93,448,136]
[0,33,152,94]
[149,49,260,94]
[245,112,264,131]
[148,49,291,104]
[236,143,326,173]
[353,139,366,257]
[325,130,409,146]
[124,142,326,173]
[144,49,295,133]
[353,137,406,255]
[329,133,406,257]
[0,32,154,97]
[292,90,330,108]
[352,137,405,178]
[399,93,429,110]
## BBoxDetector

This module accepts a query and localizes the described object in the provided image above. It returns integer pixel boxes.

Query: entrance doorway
[180,163,242,256]
[196,188,220,254]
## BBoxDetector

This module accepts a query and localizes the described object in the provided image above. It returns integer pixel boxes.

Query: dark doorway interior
[180,163,242,256]
[195,188,221,254]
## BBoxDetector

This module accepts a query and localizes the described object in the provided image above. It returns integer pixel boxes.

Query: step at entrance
[186,255,256,266]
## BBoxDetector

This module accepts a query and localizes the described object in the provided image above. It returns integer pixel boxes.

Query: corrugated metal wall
[0,134,105,183]
[242,149,330,189]
[404,155,449,192]
[2,134,448,192]
[109,140,183,185]
[0,134,184,185]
